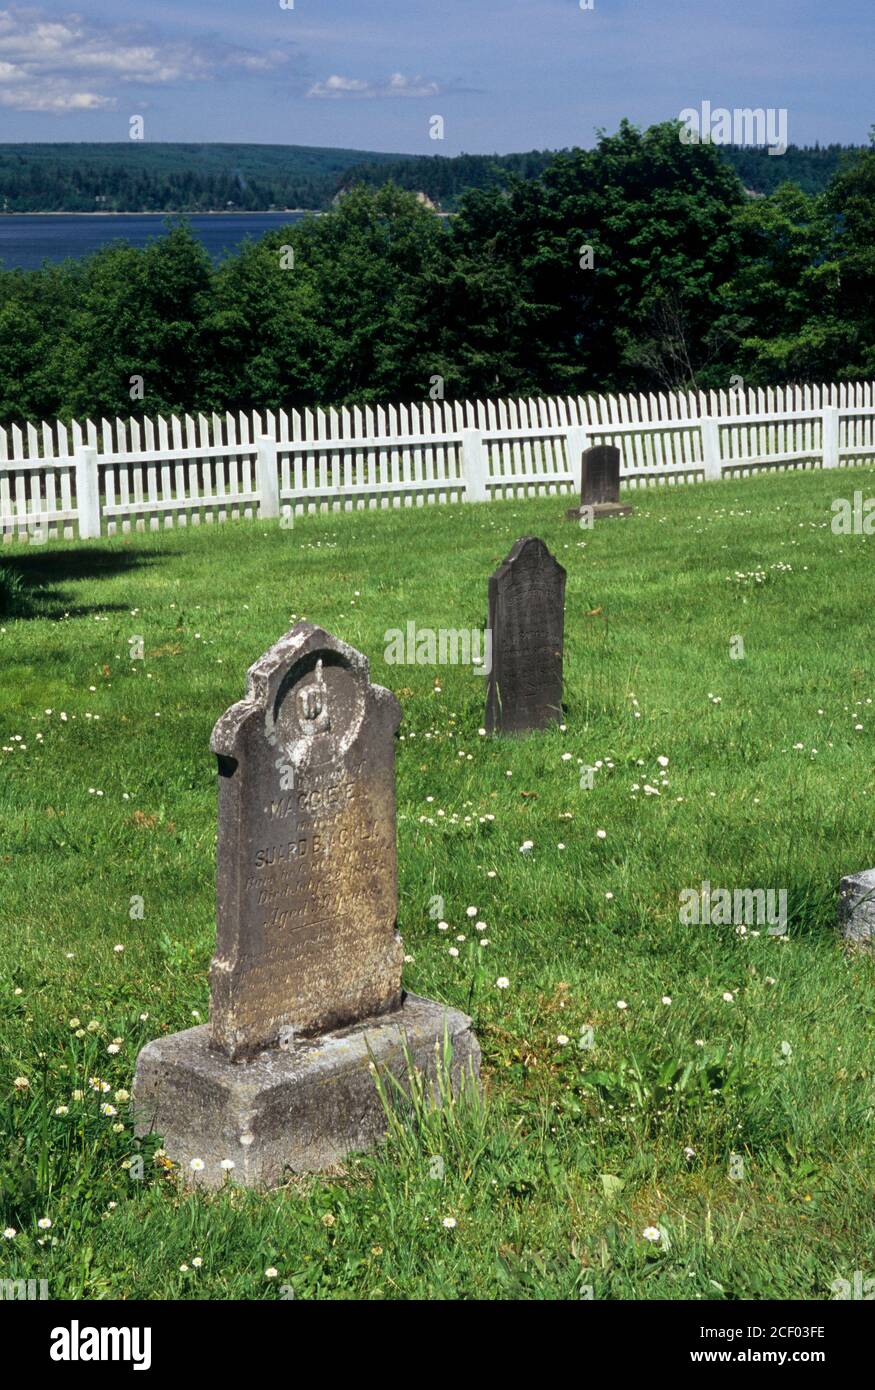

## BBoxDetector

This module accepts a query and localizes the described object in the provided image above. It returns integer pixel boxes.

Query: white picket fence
[2,380,875,543]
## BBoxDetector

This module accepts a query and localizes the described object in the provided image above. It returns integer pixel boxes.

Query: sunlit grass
[1,465,874,1298]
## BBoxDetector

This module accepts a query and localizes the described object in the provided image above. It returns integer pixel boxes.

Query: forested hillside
[0,143,401,213]
[0,138,863,213]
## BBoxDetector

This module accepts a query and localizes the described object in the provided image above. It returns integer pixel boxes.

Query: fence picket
[56,421,71,539]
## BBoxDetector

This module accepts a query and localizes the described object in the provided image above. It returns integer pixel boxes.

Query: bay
[0,212,309,271]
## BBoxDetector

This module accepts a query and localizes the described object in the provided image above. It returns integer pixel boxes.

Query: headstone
[566,443,632,521]
[209,625,404,1059]
[837,869,875,949]
[134,623,479,1185]
[485,537,565,735]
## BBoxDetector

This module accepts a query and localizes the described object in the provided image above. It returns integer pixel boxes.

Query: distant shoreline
[0,207,453,221]
[0,209,319,218]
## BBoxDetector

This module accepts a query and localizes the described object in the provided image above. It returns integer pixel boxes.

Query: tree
[443,120,747,395]
[59,222,214,418]
[712,137,875,384]
[277,185,449,404]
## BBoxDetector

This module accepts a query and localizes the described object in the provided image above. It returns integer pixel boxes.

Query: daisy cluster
[728,561,793,585]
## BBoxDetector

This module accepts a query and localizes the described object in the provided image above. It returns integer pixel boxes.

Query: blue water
[0,212,308,270]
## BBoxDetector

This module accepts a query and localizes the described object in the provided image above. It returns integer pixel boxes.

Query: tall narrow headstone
[134,623,479,1185]
[566,443,632,520]
[209,625,404,1058]
[485,537,566,735]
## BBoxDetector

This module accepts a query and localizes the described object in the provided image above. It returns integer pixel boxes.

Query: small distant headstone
[837,869,875,950]
[134,623,479,1185]
[485,536,565,735]
[566,443,632,521]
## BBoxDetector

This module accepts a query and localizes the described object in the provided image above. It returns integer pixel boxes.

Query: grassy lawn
[1,465,874,1301]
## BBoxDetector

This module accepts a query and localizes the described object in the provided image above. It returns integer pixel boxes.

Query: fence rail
[2,381,875,543]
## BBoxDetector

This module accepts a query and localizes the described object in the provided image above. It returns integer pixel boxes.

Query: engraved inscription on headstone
[485,536,566,735]
[209,623,404,1059]
[566,443,632,520]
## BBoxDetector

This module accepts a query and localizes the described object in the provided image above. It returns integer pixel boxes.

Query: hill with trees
[0,138,864,213]
[0,142,401,213]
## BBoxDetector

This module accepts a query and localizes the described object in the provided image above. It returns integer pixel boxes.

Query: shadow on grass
[0,546,163,620]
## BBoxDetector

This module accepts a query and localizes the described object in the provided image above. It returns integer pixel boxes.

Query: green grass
[1,466,874,1300]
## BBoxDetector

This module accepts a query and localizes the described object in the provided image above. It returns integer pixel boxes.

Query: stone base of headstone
[133,993,479,1188]
[837,869,875,949]
[565,502,633,521]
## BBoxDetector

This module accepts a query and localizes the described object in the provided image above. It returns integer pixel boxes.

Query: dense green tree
[708,133,875,385]
[56,224,213,418]
[0,261,78,421]
[708,182,835,384]
[443,120,746,394]
[278,185,448,404]
[201,185,449,410]
[815,137,875,380]
[200,225,328,412]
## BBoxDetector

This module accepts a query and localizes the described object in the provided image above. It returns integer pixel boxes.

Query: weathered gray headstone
[485,537,565,735]
[837,869,875,949]
[209,625,404,1058]
[566,443,632,521]
[133,623,479,1185]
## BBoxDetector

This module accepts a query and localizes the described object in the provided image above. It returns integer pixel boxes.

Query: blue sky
[0,0,872,153]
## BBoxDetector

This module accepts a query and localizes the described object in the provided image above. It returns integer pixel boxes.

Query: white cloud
[0,86,113,111]
[0,6,298,112]
[308,71,441,100]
